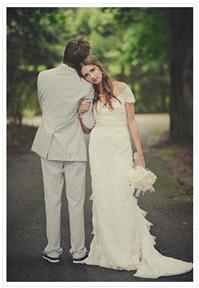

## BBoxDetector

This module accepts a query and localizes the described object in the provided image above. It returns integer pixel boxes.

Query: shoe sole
[73,260,85,264]
[42,255,60,263]
[73,255,88,263]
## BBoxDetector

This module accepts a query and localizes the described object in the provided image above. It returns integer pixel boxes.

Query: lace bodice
[93,86,136,128]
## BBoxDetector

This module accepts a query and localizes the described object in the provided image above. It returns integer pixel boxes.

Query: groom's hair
[63,36,90,68]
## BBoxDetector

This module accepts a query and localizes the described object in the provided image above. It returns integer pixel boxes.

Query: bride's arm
[77,112,92,134]
[77,99,92,134]
[125,103,145,167]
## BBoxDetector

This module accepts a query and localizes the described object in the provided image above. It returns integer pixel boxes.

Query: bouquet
[128,153,157,197]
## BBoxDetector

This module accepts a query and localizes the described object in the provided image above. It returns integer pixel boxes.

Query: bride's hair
[77,55,120,110]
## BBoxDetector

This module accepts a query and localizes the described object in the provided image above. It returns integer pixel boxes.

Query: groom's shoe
[73,252,88,263]
[42,252,60,263]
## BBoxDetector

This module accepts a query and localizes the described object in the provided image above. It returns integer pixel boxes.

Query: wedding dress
[83,85,193,278]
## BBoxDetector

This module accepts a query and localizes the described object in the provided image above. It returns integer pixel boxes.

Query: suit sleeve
[37,72,43,110]
[81,85,95,129]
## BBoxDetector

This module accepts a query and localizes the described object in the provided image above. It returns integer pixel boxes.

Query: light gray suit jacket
[31,64,94,161]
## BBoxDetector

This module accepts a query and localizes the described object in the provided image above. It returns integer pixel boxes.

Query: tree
[7,8,171,121]
[7,7,193,143]
[110,8,170,112]
[7,8,66,123]
[169,8,193,142]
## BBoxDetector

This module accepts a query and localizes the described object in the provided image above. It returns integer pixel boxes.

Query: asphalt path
[7,114,193,282]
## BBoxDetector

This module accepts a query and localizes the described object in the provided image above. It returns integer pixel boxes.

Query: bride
[76,55,193,278]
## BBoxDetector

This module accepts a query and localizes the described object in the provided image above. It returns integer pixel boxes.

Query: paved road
[7,114,193,282]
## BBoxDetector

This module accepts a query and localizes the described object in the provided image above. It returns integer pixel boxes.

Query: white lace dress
[83,86,193,278]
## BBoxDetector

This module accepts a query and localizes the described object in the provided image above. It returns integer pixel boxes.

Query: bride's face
[81,64,102,85]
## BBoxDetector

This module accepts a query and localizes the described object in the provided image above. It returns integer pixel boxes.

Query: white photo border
[1,1,198,288]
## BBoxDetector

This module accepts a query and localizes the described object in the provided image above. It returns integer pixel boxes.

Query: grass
[146,143,193,200]
[157,146,174,160]
[22,108,36,117]
[147,157,179,199]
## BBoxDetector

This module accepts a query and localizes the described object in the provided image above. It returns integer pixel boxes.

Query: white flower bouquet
[128,154,157,197]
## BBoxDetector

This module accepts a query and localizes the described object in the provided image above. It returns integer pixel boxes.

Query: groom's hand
[78,99,91,116]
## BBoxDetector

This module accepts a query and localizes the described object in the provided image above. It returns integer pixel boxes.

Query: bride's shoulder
[113,81,129,96]
[113,81,128,89]
[113,81,136,103]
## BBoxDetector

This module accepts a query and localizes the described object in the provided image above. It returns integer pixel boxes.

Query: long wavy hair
[77,55,120,110]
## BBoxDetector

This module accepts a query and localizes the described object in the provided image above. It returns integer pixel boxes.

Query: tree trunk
[159,66,167,112]
[169,8,193,142]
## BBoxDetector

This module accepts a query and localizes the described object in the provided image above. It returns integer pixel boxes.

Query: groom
[31,37,94,263]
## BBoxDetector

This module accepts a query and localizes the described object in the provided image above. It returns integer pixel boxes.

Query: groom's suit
[31,63,94,259]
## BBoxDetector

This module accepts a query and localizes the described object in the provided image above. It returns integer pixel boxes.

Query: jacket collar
[58,63,76,73]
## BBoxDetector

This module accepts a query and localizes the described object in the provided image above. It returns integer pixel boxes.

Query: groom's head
[63,36,90,68]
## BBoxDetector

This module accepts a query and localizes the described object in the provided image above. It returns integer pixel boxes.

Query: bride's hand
[78,98,91,116]
[135,153,145,167]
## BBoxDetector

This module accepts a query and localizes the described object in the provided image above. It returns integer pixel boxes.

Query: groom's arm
[37,72,44,111]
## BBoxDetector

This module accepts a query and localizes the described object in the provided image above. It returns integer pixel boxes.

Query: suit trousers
[40,158,87,258]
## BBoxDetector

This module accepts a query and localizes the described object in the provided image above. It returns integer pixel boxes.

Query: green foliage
[7,7,170,120]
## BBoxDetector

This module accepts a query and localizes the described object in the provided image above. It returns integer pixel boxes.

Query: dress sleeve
[123,86,136,103]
